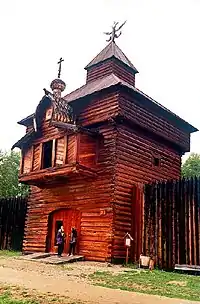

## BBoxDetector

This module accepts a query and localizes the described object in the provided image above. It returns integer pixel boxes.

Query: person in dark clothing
[56,225,65,257]
[68,227,77,256]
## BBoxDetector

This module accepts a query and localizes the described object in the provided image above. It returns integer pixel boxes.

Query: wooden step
[20,252,51,260]
[37,255,84,265]
[18,253,84,265]
[175,264,200,272]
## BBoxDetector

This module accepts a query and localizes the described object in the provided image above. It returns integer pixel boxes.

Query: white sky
[0,0,199,160]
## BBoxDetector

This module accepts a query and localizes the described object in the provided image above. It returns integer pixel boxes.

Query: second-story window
[42,140,53,169]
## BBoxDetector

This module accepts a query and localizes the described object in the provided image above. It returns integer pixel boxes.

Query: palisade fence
[0,197,28,251]
[132,178,200,269]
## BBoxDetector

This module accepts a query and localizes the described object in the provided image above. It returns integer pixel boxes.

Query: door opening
[47,209,81,254]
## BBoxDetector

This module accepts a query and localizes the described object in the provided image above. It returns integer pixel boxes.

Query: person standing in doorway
[56,225,65,257]
[68,227,77,256]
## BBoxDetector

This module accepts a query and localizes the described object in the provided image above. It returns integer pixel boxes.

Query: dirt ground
[0,257,197,304]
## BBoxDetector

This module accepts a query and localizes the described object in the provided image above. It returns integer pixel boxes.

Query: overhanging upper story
[16,125,98,185]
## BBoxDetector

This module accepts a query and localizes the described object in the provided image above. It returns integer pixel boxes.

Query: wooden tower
[13,28,197,261]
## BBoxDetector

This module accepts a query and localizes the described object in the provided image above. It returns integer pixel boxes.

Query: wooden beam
[20,150,24,175]
[52,139,56,167]
[30,146,34,172]
[38,143,43,170]
[63,136,68,165]
[75,133,80,163]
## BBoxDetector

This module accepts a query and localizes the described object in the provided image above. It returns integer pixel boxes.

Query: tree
[0,150,29,198]
[182,153,200,178]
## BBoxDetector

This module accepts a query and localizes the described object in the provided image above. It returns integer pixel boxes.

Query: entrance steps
[19,253,84,265]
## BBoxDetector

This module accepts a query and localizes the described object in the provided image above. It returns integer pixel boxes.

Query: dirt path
[0,257,197,304]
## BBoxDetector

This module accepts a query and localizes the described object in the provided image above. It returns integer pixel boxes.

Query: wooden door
[48,209,81,254]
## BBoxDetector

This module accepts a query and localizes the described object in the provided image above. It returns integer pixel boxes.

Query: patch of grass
[89,269,200,301]
[0,291,39,303]
[62,265,74,271]
[0,250,21,257]
[0,285,84,304]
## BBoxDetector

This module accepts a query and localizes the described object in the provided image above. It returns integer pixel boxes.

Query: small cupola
[50,57,66,101]
[85,21,138,87]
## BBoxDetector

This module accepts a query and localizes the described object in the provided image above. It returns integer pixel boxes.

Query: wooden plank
[52,139,56,167]
[185,179,189,265]
[131,184,136,261]
[172,180,176,268]
[197,177,200,265]
[139,184,144,261]
[30,146,34,172]
[192,178,196,265]
[38,143,43,170]
[76,133,80,163]
[157,182,162,268]
[175,264,200,272]
[20,150,24,175]
[63,136,68,164]
[188,180,192,265]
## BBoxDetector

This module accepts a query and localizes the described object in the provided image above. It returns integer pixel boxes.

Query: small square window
[153,157,160,167]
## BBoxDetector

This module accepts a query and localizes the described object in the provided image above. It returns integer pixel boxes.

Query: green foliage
[0,250,21,257]
[182,153,200,178]
[0,150,29,198]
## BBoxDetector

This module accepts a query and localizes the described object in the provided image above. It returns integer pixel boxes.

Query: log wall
[23,124,117,261]
[112,123,182,259]
[119,92,190,151]
[78,91,119,127]
[22,148,32,174]
[79,133,97,167]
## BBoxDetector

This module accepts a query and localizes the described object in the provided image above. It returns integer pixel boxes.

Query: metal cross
[104,21,127,43]
[57,57,64,78]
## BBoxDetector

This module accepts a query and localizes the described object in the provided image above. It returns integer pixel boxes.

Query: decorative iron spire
[104,21,127,43]
[57,57,64,78]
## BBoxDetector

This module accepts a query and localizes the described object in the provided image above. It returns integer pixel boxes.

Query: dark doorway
[42,140,53,169]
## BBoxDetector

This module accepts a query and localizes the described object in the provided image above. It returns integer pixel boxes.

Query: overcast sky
[0,0,199,160]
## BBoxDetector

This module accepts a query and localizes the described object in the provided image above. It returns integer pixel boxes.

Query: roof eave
[119,83,198,134]
[85,56,139,74]
[17,113,34,126]
[66,83,120,104]
[12,130,35,150]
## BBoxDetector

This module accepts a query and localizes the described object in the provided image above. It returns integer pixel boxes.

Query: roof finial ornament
[57,57,64,78]
[104,20,127,43]
[50,57,66,98]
